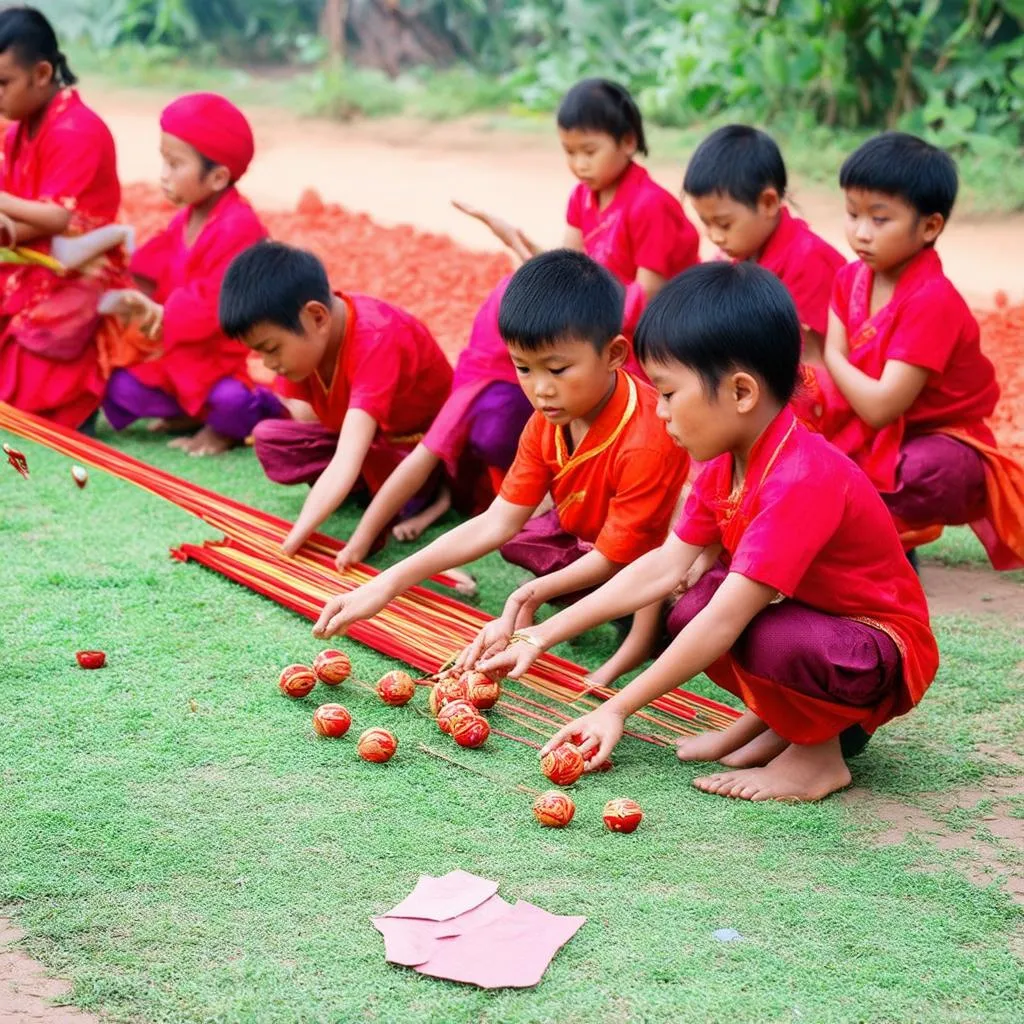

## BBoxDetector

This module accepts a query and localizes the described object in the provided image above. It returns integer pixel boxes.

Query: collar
[552,369,638,480]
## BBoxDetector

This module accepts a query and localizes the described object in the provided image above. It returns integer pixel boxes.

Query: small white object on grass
[712,928,743,942]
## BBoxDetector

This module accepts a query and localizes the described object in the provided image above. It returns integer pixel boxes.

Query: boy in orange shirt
[313,249,690,641]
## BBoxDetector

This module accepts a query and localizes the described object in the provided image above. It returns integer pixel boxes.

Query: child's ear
[731,371,760,413]
[303,299,333,333]
[604,334,629,371]
[757,187,781,218]
[207,164,233,194]
[920,212,945,243]
[621,132,638,158]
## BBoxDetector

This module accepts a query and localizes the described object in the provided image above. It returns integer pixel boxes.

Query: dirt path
[89,85,1024,310]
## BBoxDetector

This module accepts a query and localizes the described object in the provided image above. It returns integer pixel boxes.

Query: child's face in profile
[844,188,943,275]
[507,336,625,426]
[244,306,329,382]
[559,128,635,194]
[689,189,780,262]
[159,133,227,207]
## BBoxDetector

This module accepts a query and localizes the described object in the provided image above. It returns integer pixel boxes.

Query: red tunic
[675,407,938,742]
[500,370,689,563]
[128,187,267,417]
[0,89,126,427]
[825,249,1023,568]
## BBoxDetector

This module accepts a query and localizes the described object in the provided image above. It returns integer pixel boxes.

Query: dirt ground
[3,87,1022,1022]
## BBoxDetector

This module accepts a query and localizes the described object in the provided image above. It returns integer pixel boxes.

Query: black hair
[0,6,77,87]
[556,78,648,157]
[635,262,800,405]
[683,124,787,208]
[839,132,958,220]
[499,249,624,353]
[220,241,332,340]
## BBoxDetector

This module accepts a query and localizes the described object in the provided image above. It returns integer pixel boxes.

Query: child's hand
[105,289,164,339]
[313,580,393,639]
[0,212,17,247]
[451,200,527,254]
[540,707,625,770]
[476,625,547,679]
[455,616,514,672]
[335,532,372,572]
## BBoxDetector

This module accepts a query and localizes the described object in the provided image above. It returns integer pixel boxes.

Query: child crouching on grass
[472,262,939,803]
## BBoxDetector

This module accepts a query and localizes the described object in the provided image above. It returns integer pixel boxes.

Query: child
[313,249,690,642]
[684,124,846,367]
[823,133,1024,569]
[219,241,453,557]
[345,79,702,561]
[0,7,130,429]
[472,262,939,804]
[102,92,281,456]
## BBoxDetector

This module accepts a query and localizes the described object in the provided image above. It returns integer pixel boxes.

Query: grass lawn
[1,425,1022,1023]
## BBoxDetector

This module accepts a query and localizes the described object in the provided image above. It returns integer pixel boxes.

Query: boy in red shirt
[823,133,1023,569]
[219,241,452,556]
[313,249,690,640]
[475,263,938,803]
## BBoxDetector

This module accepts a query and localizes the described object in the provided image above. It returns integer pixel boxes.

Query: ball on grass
[376,669,415,706]
[603,797,643,833]
[540,742,585,786]
[75,650,106,670]
[462,670,501,710]
[437,699,476,735]
[313,649,351,685]
[312,703,352,738]
[450,711,490,749]
[428,673,469,717]
[532,791,575,828]
[357,727,398,762]
[279,664,317,698]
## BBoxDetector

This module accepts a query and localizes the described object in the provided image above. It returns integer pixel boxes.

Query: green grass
[1,424,1022,1022]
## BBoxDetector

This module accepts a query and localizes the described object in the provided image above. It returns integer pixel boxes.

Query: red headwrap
[159,92,255,181]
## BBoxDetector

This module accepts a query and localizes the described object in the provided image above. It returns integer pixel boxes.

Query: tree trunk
[320,0,348,64]
[345,0,457,77]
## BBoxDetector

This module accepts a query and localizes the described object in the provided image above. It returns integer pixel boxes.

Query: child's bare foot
[392,488,451,542]
[675,710,767,763]
[719,728,790,768]
[448,567,478,597]
[692,738,852,802]
[176,426,237,456]
[149,416,200,434]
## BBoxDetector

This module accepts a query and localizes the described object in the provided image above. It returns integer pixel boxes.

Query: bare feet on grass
[692,738,852,802]
[392,488,451,542]
[675,710,768,763]
[719,728,790,768]
[149,416,200,434]
[173,426,237,456]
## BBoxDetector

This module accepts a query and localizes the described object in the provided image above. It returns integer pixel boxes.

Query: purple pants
[499,509,596,603]
[666,563,902,709]
[103,369,284,441]
[883,433,987,528]
[464,382,533,472]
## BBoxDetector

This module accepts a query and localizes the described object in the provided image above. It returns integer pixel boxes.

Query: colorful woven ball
[376,670,415,706]
[603,797,644,834]
[278,664,317,698]
[532,790,576,828]
[462,670,501,710]
[450,712,490,749]
[75,650,106,670]
[428,673,469,716]
[313,648,351,685]
[540,742,586,786]
[437,699,476,735]
[357,727,398,763]
[312,703,352,738]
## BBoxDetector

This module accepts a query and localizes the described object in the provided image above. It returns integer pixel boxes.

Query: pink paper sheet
[381,870,499,922]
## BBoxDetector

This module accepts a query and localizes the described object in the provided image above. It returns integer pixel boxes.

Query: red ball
[603,797,644,834]
[428,673,469,716]
[313,649,351,685]
[437,699,476,735]
[540,742,586,786]
[312,703,352,738]
[376,669,415,706]
[279,664,317,698]
[533,790,575,828]
[357,727,398,762]
[451,712,490,748]
[462,670,501,710]
[75,650,106,670]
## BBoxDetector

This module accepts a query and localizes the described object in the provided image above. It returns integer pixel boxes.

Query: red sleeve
[886,283,970,375]
[566,185,585,230]
[594,448,688,563]
[345,328,402,425]
[830,263,856,325]
[783,252,842,337]
[674,463,725,547]
[499,414,553,508]
[162,210,267,347]
[129,221,180,285]
[627,192,697,278]
[728,471,846,596]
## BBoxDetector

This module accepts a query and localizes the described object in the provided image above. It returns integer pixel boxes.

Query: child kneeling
[474,262,939,803]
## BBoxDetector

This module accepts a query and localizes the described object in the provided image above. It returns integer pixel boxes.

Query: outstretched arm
[0,193,71,240]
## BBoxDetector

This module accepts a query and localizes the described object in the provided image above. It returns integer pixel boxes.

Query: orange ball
[450,712,490,748]
[603,797,643,833]
[533,790,575,828]
[540,742,585,786]
[312,703,352,738]
[437,699,476,734]
[279,663,317,698]
[376,669,415,706]
[313,649,351,685]
[463,670,501,710]
[357,727,398,762]
[428,673,469,716]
